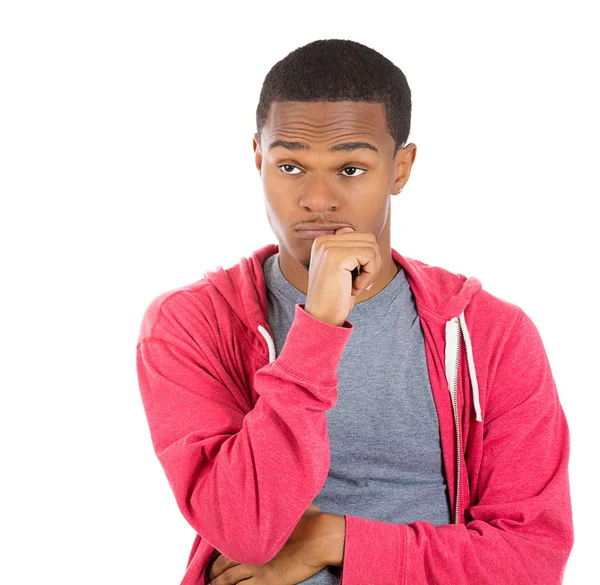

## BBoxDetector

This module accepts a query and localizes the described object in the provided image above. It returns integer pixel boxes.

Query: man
[136,39,573,585]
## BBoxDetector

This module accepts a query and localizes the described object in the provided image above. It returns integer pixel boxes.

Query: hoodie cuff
[274,303,353,385]
[339,515,405,585]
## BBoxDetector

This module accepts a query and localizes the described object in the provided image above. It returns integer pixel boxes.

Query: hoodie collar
[203,243,483,423]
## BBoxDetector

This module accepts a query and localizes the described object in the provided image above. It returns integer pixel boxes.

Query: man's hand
[205,502,327,585]
[304,227,381,326]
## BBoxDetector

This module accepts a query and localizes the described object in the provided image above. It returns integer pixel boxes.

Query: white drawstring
[257,324,276,363]
[259,314,482,423]
[445,313,482,423]
[459,312,482,422]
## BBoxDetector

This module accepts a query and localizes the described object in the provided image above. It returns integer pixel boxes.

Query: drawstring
[257,324,276,363]
[459,312,482,422]
[445,313,483,422]
[258,314,482,423]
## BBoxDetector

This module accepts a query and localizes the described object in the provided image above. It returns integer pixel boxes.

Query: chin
[276,239,311,272]
[296,251,310,272]
[296,250,311,272]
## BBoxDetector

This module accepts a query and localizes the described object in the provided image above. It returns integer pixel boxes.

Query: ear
[392,143,417,191]
[253,133,262,174]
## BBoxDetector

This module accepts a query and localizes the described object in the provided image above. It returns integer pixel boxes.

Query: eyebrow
[268,139,379,154]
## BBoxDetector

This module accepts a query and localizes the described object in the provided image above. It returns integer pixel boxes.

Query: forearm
[313,512,346,568]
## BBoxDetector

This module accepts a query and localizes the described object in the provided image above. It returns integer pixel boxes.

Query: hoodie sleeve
[136,292,353,566]
[339,308,574,585]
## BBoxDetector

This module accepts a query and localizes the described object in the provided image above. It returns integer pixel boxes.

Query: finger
[207,554,241,581]
[352,252,380,293]
[208,562,253,585]
[333,227,376,238]
[206,551,220,581]
[326,228,379,290]
[329,246,378,291]
[326,233,376,279]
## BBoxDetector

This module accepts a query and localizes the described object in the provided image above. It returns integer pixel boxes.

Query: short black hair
[256,39,412,159]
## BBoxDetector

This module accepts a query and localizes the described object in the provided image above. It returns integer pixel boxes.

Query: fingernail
[366,283,373,291]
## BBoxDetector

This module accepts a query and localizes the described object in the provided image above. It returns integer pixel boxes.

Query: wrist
[313,512,346,567]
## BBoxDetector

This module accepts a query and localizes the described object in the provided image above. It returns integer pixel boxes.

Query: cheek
[264,195,288,227]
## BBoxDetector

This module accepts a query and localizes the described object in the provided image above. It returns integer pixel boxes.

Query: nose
[299,175,340,212]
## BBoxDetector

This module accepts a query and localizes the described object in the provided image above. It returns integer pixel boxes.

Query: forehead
[263,101,391,152]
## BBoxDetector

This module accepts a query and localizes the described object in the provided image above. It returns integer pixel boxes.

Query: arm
[311,513,346,568]
[321,310,574,585]
[136,293,353,566]
[319,512,346,568]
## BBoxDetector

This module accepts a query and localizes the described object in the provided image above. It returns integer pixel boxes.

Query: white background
[1,1,597,583]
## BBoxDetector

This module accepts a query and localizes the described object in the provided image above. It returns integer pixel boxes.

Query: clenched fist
[304,226,382,326]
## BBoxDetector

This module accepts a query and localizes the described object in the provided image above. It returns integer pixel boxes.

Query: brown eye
[340,167,366,177]
[278,164,302,175]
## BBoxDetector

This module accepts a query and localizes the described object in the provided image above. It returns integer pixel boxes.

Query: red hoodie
[136,243,574,585]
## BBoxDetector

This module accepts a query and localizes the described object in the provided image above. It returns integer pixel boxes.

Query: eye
[340,166,366,177]
[278,164,302,175]
[277,164,366,177]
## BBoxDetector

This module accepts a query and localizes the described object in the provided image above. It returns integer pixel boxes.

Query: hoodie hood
[203,243,483,422]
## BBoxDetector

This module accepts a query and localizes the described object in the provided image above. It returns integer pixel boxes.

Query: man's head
[253,39,416,275]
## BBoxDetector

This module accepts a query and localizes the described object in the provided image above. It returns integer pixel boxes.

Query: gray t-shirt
[262,253,452,584]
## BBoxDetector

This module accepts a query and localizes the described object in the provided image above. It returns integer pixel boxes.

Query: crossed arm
[205,510,346,584]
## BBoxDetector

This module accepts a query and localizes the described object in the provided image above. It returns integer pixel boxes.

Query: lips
[296,223,349,231]
[297,229,336,239]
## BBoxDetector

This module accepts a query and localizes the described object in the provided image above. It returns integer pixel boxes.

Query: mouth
[296,229,337,239]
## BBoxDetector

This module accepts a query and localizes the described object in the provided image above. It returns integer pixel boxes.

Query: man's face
[253,101,415,271]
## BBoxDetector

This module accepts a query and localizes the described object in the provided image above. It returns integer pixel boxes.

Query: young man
[136,39,574,585]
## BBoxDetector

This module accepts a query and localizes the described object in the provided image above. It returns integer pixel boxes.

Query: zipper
[451,317,461,525]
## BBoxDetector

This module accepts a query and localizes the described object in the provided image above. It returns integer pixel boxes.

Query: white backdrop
[1,1,597,583]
